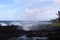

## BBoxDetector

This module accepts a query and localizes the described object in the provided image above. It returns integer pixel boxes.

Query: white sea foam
[0,23,7,26]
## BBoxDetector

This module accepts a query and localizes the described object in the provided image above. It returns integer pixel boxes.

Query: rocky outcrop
[0,25,23,40]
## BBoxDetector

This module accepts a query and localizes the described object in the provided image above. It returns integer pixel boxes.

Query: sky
[0,0,60,21]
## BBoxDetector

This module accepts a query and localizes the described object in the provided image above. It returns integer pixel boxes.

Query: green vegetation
[51,22,60,26]
[50,11,60,26]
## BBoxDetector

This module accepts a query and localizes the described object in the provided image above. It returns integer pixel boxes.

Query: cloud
[53,0,60,5]
[14,0,19,4]
[25,7,56,15]
[14,0,51,3]
[24,7,57,21]
[25,9,34,14]
[14,0,52,7]
[12,0,58,21]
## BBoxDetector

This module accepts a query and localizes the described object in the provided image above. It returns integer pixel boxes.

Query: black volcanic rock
[0,25,23,40]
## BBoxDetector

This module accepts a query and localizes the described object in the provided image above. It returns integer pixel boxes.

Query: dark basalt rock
[0,25,23,40]
[0,24,60,40]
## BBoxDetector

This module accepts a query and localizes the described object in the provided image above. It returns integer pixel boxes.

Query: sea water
[0,21,51,40]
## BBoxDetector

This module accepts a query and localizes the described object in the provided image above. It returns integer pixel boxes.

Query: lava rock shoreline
[0,25,60,40]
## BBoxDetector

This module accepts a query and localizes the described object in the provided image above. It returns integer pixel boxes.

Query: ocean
[0,21,52,40]
[0,21,52,31]
[0,21,51,25]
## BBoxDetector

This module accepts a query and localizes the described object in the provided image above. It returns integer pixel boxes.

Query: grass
[51,22,60,26]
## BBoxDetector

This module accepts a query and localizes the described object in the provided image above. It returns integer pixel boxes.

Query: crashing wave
[22,24,33,31]
[0,23,7,26]
[9,22,23,26]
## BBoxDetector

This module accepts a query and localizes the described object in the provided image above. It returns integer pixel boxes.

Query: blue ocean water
[0,21,52,25]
